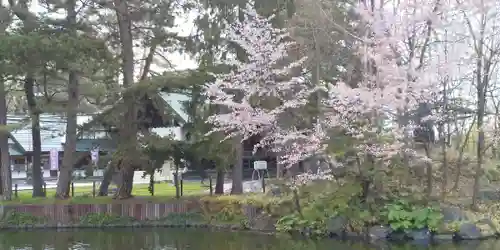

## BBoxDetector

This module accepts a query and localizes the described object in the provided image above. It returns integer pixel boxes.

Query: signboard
[91,146,99,165]
[49,149,58,170]
[253,161,267,170]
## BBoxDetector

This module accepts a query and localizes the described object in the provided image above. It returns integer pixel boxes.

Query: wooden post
[14,184,18,198]
[71,182,75,197]
[92,181,96,197]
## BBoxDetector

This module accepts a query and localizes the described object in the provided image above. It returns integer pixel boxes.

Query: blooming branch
[206,1,449,172]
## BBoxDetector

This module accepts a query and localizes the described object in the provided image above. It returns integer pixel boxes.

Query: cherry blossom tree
[204,5,312,161]
[205,1,452,189]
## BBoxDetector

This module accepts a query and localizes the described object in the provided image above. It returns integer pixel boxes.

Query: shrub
[200,196,243,215]
[380,199,443,232]
[79,213,136,226]
[1,211,47,226]
[275,181,378,236]
[158,212,205,224]
[263,197,295,217]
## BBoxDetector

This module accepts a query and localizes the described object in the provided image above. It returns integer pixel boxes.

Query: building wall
[151,127,185,141]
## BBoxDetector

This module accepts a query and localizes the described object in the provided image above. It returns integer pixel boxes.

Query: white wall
[151,127,185,141]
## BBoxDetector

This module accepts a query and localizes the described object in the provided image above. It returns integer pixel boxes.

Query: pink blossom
[205,2,446,173]
[290,169,335,188]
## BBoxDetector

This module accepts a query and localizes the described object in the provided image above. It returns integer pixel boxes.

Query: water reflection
[0,228,498,250]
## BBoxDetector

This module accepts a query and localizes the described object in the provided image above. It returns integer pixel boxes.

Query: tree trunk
[215,169,224,194]
[276,153,283,179]
[55,0,78,199]
[472,15,487,209]
[0,164,3,195]
[452,117,475,190]
[440,121,448,199]
[24,76,44,197]
[424,143,433,200]
[473,96,485,209]
[440,30,450,200]
[0,79,11,200]
[472,77,486,209]
[0,4,10,199]
[230,138,243,194]
[56,71,79,199]
[10,0,44,197]
[492,117,498,159]
[114,165,134,199]
[98,163,114,196]
[112,0,138,199]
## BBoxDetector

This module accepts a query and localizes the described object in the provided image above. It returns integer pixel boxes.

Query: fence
[1,201,261,226]
[11,174,270,200]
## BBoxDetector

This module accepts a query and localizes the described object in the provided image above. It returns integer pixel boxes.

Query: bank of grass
[2,182,206,205]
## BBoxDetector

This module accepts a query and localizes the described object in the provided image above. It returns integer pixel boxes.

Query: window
[80,129,112,139]
[13,158,25,165]
[81,131,96,139]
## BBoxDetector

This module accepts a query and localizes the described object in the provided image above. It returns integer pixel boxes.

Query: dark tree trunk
[114,166,134,199]
[0,79,11,200]
[98,162,114,196]
[230,138,243,194]
[55,0,79,199]
[0,138,10,200]
[215,169,225,194]
[24,76,44,197]
[9,0,44,199]
[112,0,139,199]
[55,72,78,198]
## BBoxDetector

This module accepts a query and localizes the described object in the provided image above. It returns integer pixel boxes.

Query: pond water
[0,228,498,250]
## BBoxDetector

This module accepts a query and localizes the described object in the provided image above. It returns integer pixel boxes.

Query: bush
[380,199,443,232]
[275,181,379,236]
[198,195,279,227]
[200,196,243,215]
[157,212,205,224]
[199,195,270,214]
[276,213,327,237]
[1,211,47,226]
[79,213,137,226]
[263,197,295,217]
[199,196,246,224]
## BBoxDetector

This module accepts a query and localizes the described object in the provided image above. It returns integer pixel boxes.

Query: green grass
[3,182,206,205]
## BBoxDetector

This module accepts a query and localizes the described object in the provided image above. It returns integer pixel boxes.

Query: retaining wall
[1,202,194,224]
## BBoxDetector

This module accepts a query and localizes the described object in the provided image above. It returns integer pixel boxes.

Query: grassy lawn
[3,182,206,205]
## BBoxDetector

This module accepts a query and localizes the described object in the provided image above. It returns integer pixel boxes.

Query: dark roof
[79,92,189,132]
